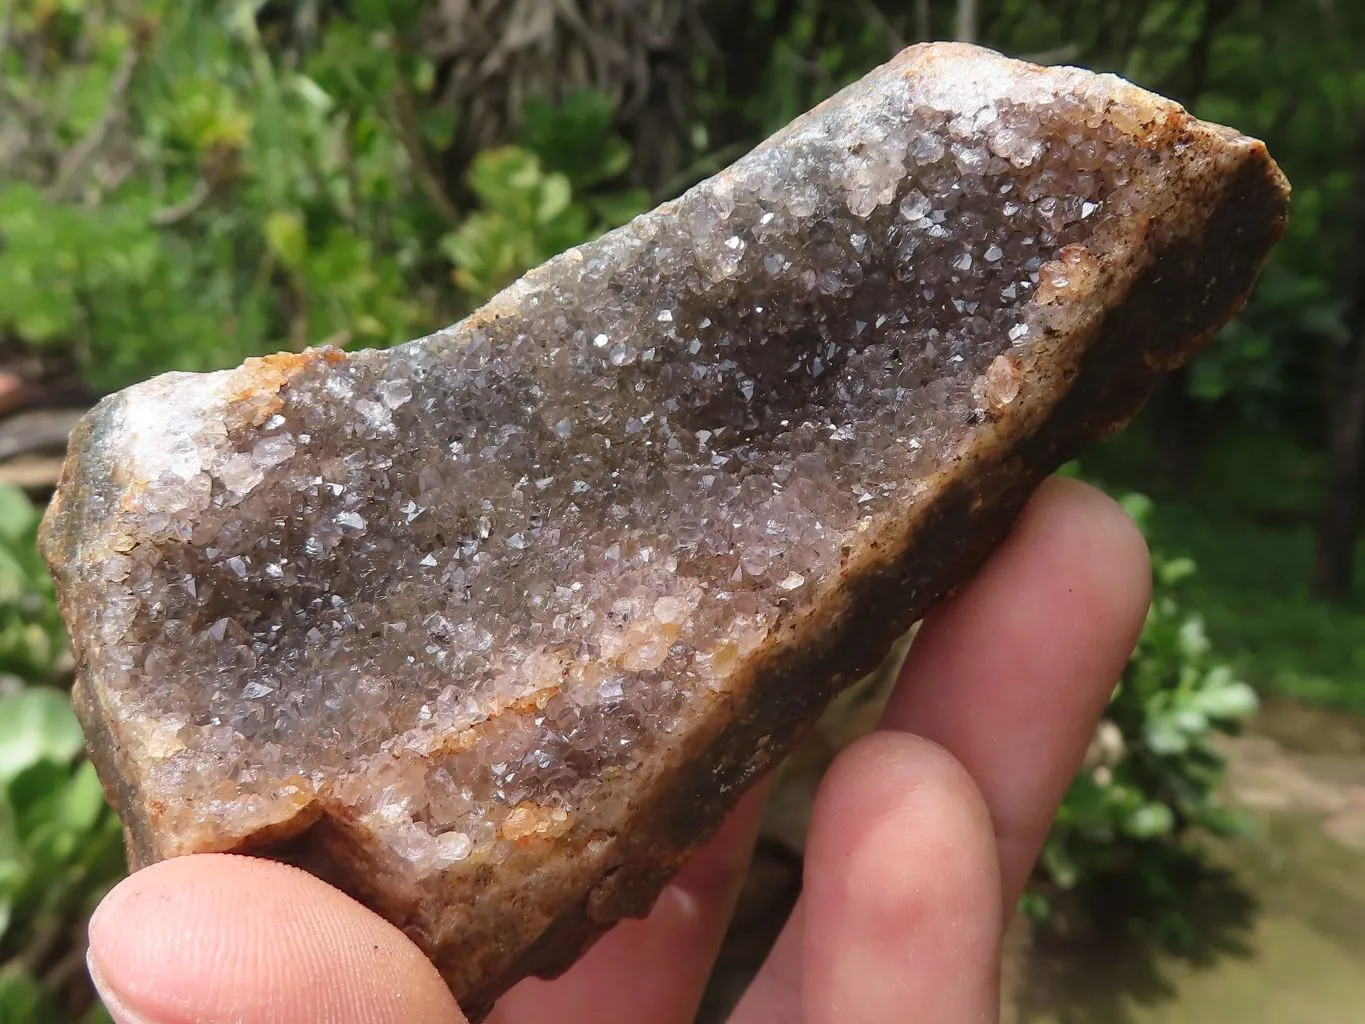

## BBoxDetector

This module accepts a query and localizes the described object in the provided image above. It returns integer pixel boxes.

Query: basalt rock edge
[41,42,1287,1019]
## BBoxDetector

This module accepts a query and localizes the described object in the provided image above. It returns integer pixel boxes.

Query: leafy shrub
[0,2,450,390]
[1027,490,1259,945]
[0,3,641,393]
[441,142,648,304]
[439,88,649,303]
[0,487,123,1023]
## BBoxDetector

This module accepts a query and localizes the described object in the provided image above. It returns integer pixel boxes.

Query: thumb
[87,853,465,1024]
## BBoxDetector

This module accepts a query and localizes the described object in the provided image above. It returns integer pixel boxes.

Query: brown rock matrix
[40,43,1287,1019]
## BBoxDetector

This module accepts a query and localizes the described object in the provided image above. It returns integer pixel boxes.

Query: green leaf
[518,90,628,189]
[419,108,457,150]
[57,761,108,834]
[0,761,17,944]
[593,139,634,185]
[1177,615,1211,659]
[1017,890,1050,922]
[291,74,334,113]
[1117,491,1154,533]
[263,211,307,270]
[467,147,543,211]
[1172,708,1208,735]
[1156,556,1197,587]
[1187,358,1229,400]
[0,689,83,783]
[352,0,424,32]
[535,174,573,224]
[1040,839,1080,889]
[0,488,38,548]
[11,760,74,831]
[442,214,523,302]
[0,970,53,1022]
[1199,805,1255,838]
[1145,719,1189,755]
[1124,802,1176,839]
[1192,676,1259,721]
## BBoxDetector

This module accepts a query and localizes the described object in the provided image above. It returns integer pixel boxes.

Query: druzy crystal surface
[42,43,1287,1017]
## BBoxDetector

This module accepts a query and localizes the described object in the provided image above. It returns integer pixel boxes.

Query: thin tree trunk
[1313,125,1365,601]
[955,0,977,43]
[1313,332,1365,601]
[1182,0,1236,108]
[915,0,931,41]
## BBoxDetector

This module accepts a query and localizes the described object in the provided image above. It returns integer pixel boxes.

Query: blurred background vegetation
[0,0,1363,1020]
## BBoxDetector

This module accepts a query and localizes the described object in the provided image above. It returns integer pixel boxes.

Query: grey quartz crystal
[41,42,1288,1019]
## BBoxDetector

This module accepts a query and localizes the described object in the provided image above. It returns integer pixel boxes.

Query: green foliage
[441,91,648,304]
[1087,424,1365,713]
[0,1,450,389]
[0,488,66,688]
[442,148,586,302]
[0,487,123,1022]
[519,90,631,192]
[441,142,646,304]
[520,94,651,231]
[1174,4,1363,426]
[0,2,640,392]
[1030,490,1259,945]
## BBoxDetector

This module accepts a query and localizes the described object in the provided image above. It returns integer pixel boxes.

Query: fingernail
[87,948,161,1024]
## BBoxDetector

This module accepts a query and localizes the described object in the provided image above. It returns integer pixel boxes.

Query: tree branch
[0,0,14,63]
[1184,0,1236,109]
[954,0,977,43]
[391,82,462,227]
[150,176,215,227]
[47,45,140,202]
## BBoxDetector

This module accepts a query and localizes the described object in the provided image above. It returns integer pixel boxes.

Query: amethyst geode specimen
[41,43,1287,1018]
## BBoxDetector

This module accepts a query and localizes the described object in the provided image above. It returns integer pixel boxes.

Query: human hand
[84,476,1149,1024]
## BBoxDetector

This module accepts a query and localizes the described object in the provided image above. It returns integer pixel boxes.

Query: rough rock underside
[40,43,1288,1019]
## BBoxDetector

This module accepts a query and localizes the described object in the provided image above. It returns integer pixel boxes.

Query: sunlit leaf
[1192,676,1259,720]
[57,762,108,834]
[535,174,573,224]
[0,689,83,783]
[263,210,307,270]
[1040,840,1079,890]
[1124,802,1176,839]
